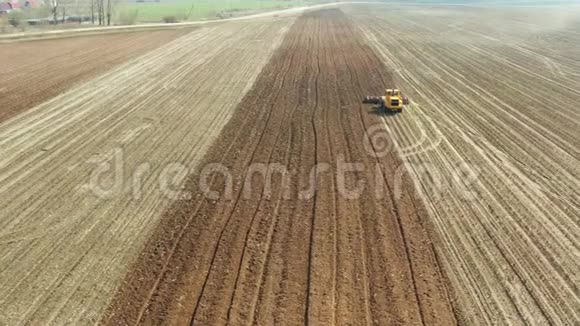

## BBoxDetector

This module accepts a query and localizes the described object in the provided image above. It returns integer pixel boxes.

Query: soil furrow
[0,18,292,325]
[347,3,580,324]
[0,29,191,124]
[103,8,455,325]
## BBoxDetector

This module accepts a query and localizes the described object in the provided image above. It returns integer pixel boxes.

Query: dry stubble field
[103,9,455,325]
[0,3,579,326]
[346,3,580,325]
[0,16,293,324]
[0,29,191,123]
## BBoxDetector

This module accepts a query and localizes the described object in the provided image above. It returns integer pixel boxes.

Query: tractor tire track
[0,18,293,325]
[0,29,191,124]
[104,8,456,325]
[348,4,580,325]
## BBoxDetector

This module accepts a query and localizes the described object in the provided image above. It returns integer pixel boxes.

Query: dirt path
[0,18,292,325]
[347,4,580,325]
[0,29,190,123]
[103,9,456,325]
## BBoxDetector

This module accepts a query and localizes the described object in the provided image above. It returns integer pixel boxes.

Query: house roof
[1,0,21,9]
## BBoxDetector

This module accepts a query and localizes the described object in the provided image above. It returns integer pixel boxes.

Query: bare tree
[46,0,114,26]
[106,0,110,25]
[97,0,103,25]
[90,0,95,24]
[46,0,59,23]
[100,0,105,25]
[45,0,68,24]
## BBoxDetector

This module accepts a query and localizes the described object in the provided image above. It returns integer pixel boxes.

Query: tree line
[45,0,115,25]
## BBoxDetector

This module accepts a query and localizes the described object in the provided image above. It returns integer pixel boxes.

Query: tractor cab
[384,89,406,111]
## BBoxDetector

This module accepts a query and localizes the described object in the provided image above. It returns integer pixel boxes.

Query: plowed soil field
[0,29,190,123]
[103,9,455,325]
[3,3,578,326]
[0,19,293,324]
[346,4,580,325]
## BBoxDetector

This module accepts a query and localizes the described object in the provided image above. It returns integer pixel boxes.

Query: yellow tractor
[363,89,409,113]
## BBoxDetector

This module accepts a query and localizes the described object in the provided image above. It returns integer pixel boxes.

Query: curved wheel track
[347,3,580,325]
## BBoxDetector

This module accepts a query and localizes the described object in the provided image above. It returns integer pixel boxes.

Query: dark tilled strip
[101,9,457,326]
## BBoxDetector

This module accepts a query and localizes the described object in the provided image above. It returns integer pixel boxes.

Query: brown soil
[347,4,580,324]
[102,9,456,325]
[0,29,190,123]
[0,19,292,325]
